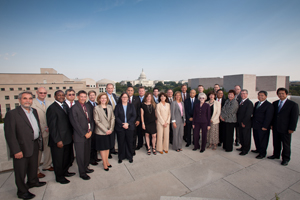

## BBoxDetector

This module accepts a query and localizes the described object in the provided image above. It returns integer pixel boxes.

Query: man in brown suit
[32,87,53,178]
[4,92,46,199]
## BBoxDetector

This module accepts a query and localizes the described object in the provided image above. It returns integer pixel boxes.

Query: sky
[0,0,299,82]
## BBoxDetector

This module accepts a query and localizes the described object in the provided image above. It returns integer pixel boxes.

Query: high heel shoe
[104,168,109,171]
[107,165,112,168]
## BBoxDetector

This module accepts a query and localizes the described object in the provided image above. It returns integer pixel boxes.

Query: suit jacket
[69,101,95,143]
[221,99,239,123]
[235,93,242,104]
[237,99,253,128]
[86,101,97,131]
[206,100,221,124]
[107,93,118,108]
[181,92,190,102]
[156,102,171,126]
[272,99,299,133]
[192,102,211,126]
[4,106,43,157]
[94,105,115,135]
[171,101,186,124]
[114,103,137,132]
[31,99,52,137]
[184,97,200,124]
[252,100,274,130]
[130,96,141,122]
[46,101,73,147]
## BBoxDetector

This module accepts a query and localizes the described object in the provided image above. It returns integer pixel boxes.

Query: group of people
[4,83,299,199]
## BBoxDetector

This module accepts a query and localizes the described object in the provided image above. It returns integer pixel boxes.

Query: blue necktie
[278,101,283,113]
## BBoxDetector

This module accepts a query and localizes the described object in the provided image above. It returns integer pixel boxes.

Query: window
[47,94,51,98]
[1,88,5,91]
[18,88,22,91]
[14,95,18,99]
[5,96,9,100]
[26,87,30,90]
[10,88,14,91]
[32,95,35,98]
[6,104,10,112]
[15,103,19,108]
[63,87,66,89]
[34,87,38,90]
[56,87,59,89]
[69,86,73,89]
[49,87,52,90]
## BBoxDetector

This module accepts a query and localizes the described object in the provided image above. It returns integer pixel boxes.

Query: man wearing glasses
[65,89,76,108]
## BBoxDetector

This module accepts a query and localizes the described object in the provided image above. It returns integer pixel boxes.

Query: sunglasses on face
[199,98,205,99]
[39,92,47,94]
[68,94,75,96]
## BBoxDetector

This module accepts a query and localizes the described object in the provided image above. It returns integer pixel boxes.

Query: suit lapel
[17,106,33,131]
[99,105,108,120]
[107,106,112,120]
[34,99,46,113]
[279,99,289,112]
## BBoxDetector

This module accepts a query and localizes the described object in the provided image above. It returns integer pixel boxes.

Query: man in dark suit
[216,89,226,146]
[136,86,146,150]
[87,90,101,165]
[184,89,199,147]
[69,90,94,180]
[214,84,220,95]
[167,89,174,144]
[126,86,141,155]
[252,91,274,159]
[181,84,189,102]
[106,83,118,156]
[4,91,46,199]
[47,90,75,184]
[236,89,253,155]
[153,87,159,104]
[196,85,204,99]
[268,88,299,166]
[234,85,242,146]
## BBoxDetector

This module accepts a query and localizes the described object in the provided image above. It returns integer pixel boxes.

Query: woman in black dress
[141,93,157,155]
[94,92,115,171]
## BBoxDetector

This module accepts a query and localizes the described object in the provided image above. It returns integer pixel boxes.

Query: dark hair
[276,88,288,95]
[167,89,173,92]
[228,89,236,95]
[214,84,220,86]
[181,84,187,88]
[234,85,241,89]
[142,93,156,108]
[216,89,223,93]
[77,90,87,96]
[127,86,134,90]
[198,85,204,88]
[54,90,64,96]
[153,87,159,92]
[120,92,129,99]
[88,90,96,96]
[258,90,268,96]
[158,92,169,103]
[65,88,75,95]
[139,86,145,90]
[18,91,33,99]
[207,91,215,98]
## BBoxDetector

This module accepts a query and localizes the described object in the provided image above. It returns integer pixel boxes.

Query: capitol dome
[138,69,147,80]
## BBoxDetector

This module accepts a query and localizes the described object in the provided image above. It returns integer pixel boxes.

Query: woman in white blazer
[206,91,221,150]
[94,93,115,171]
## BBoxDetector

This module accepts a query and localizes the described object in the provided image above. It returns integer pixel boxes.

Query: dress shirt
[107,93,117,106]
[89,100,97,107]
[240,98,248,105]
[21,106,40,139]
[278,98,288,107]
[178,102,183,116]
[153,96,159,104]
[55,100,64,108]
[182,93,187,101]
[65,99,75,108]
[36,98,46,106]
[168,97,173,103]
[257,100,266,108]
[139,96,144,102]
[216,98,222,104]
[123,105,127,123]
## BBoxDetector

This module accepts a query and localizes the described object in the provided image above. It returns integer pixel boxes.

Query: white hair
[197,92,207,100]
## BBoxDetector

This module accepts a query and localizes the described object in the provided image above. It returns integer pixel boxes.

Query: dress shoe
[118,159,122,164]
[235,142,239,146]
[110,151,118,155]
[37,172,45,178]
[200,150,205,153]
[107,165,112,168]
[42,166,54,171]
[96,158,102,162]
[218,143,222,147]
[133,152,136,156]
[159,151,163,154]
[90,161,98,166]
[86,169,94,173]
[135,146,141,150]
[281,160,289,166]
[57,178,70,184]
[104,168,109,171]
[80,174,90,180]
[251,150,259,153]
[185,144,190,147]
[164,150,168,153]
[129,160,133,163]
[267,155,280,159]
[108,154,112,159]
[28,181,46,188]
[256,155,264,159]
[64,172,76,177]
[236,148,242,151]
[239,152,247,156]
[18,191,35,199]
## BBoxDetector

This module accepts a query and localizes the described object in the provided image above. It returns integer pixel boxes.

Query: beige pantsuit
[156,102,171,152]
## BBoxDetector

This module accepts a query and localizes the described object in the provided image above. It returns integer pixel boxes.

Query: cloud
[1,52,17,60]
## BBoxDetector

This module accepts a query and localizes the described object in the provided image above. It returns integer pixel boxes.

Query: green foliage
[275,193,280,200]
[0,113,4,123]
[289,85,300,96]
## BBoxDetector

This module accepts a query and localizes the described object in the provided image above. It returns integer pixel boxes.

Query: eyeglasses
[68,94,75,96]
[39,92,47,94]
[199,98,205,99]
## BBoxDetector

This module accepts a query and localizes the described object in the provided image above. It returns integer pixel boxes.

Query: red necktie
[70,102,72,107]
[129,98,131,104]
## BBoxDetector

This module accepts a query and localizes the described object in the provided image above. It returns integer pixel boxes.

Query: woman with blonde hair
[141,93,157,155]
[94,92,115,171]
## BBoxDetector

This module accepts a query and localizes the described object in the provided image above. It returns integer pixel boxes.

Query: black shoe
[281,160,289,166]
[235,142,239,146]
[57,178,70,184]
[267,155,280,159]
[107,165,112,168]
[85,169,94,173]
[200,150,204,153]
[236,148,242,151]
[218,143,222,147]
[256,155,264,159]
[18,191,35,199]
[109,154,112,159]
[28,181,46,188]
[80,174,90,180]
[251,150,259,153]
[133,152,136,156]
[136,146,140,150]
[185,144,190,147]
[64,172,76,177]
[118,159,122,164]
[239,152,247,156]
[192,148,197,151]
[96,158,102,162]
[90,161,98,166]
[104,168,109,171]
[129,160,133,163]
[110,151,118,155]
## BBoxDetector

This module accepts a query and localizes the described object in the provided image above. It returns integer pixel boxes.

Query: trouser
[51,143,72,182]
[13,140,39,196]
[117,129,134,161]
[74,139,91,176]
[272,130,292,162]
[169,123,173,144]
[193,123,208,151]
[172,121,184,150]
[224,122,235,152]
[90,132,98,163]
[253,128,270,157]
[239,126,251,154]
[136,123,144,148]
[185,122,193,145]
[110,130,117,153]
[132,127,137,154]
[219,121,225,144]
[156,123,170,152]
[235,123,240,143]
[37,135,52,173]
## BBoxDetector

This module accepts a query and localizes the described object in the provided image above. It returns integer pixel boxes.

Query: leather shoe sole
[57,179,70,184]
[256,155,264,159]
[239,152,247,156]
[90,162,98,166]
[42,166,54,171]
[251,150,259,153]
[80,175,90,180]
[28,181,46,188]
[281,161,289,166]
[64,172,76,177]
[18,191,35,199]
[267,155,280,159]
[85,169,94,173]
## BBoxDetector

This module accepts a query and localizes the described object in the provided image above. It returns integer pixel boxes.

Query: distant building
[120,69,165,87]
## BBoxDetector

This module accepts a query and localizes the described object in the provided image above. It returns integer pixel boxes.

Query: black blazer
[69,101,95,143]
[86,101,96,131]
[272,99,299,133]
[46,102,73,147]
[237,99,253,128]
[192,102,211,126]
[252,100,274,130]
[216,97,226,108]
[4,106,43,157]
[131,96,141,122]
[114,103,137,132]
[184,97,199,124]
[107,93,118,107]
[181,92,190,102]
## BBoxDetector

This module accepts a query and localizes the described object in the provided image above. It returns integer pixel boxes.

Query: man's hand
[192,125,195,129]
[184,122,186,126]
[241,122,245,128]
[173,122,177,129]
[189,117,193,121]
[122,123,129,129]
[85,131,92,139]
[163,123,168,128]
[220,116,225,121]
[14,151,23,159]
[135,121,140,127]
[106,130,112,135]
[57,141,63,148]
[208,126,211,130]
[288,130,294,134]
[262,127,267,131]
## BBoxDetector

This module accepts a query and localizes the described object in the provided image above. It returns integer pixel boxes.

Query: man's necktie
[129,98,131,104]
[110,96,115,109]
[278,101,283,113]
[256,102,261,109]
[42,103,46,111]
[191,99,194,110]
[70,102,73,107]
[184,93,186,101]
